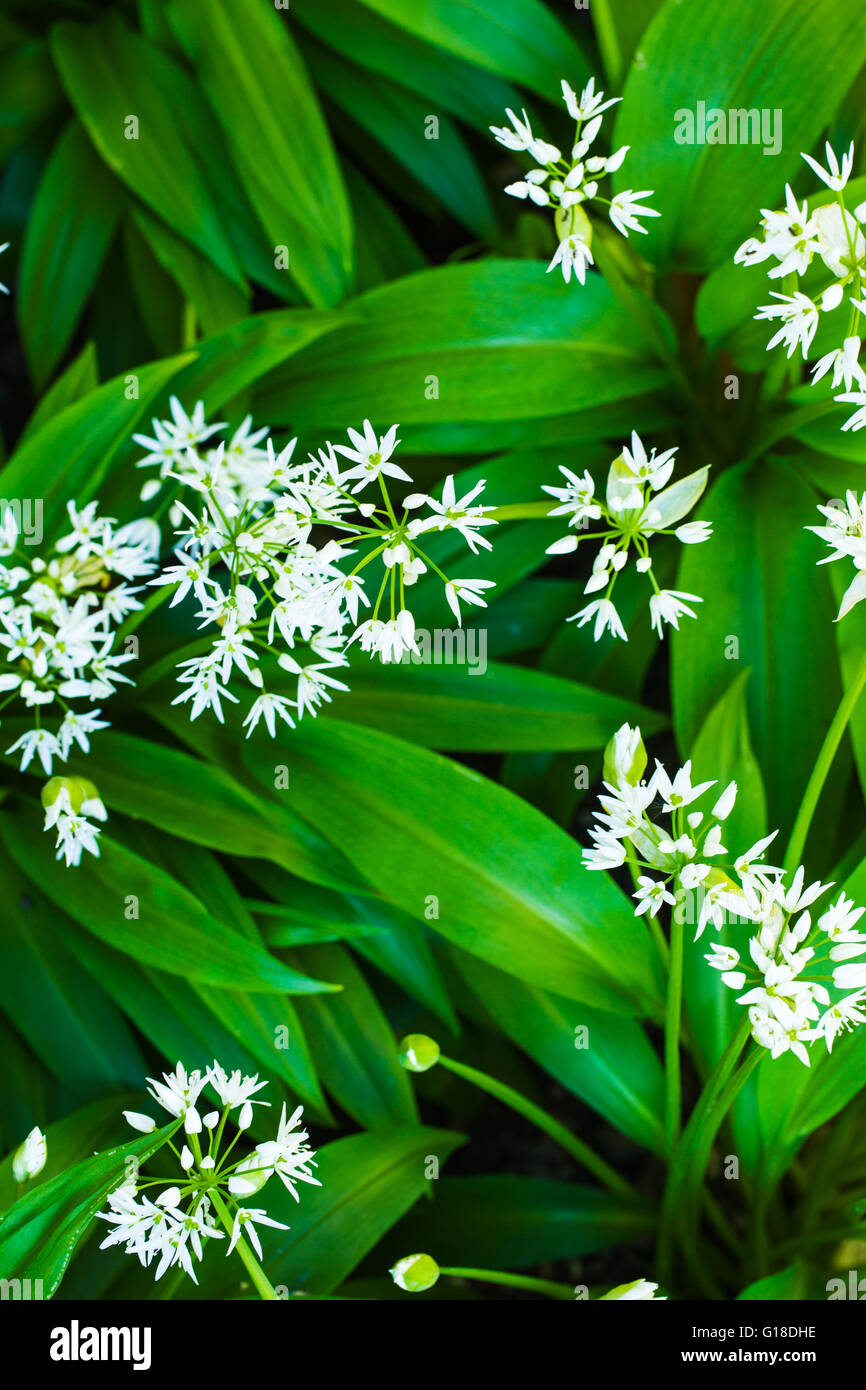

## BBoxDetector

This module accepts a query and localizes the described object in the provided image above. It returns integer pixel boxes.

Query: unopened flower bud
[389,1254,440,1292]
[603,723,647,789]
[397,1034,440,1073]
[123,1111,156,1134]
[12,1126,46,1182]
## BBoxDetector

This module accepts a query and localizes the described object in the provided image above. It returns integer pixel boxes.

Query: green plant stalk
[210,1189,279,1301]
[784,649,866,872]
[438,1055,636,1199]
[440,1266,574,1300]
[664,914,685,1155]
[657,1018,752,1285]
[588,0,623,87]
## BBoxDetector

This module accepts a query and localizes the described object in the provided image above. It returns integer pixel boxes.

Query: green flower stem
[440,1266,574,1300]
[664,913,685,1156]
[210,1189,279,1302]
[588,0,623,86]
[438,1054,636,1199]
[488,501,553,521]
[657,1018,753,1285]
[784,649,866,873]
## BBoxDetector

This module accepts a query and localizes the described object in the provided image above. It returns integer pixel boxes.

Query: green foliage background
[1,0,866,1300]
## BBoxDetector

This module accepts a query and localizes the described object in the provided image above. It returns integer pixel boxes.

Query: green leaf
[614,0,866,269]
[254,261,670,429]
[131,206,249,338]
[0,1120,178,1295]
[18,343,99,444]
[233,718,665,1017]
[737,1261,817,1300]
[0,354,193,542]
[349,0,589,99]
[323,657,668,750]
[290,945,418,1128]
[0,813,332,997]
[52,730,364,895]
[18,119,123,389]
[385,1175,654,1270]
[294,0,522,132]
[452,950,665,1153]
[0,1095,134,1214]
[167,0,353,307]
[188,1126,464,1297]
[304,40,498,240]
[0,853,144,1095]
[51,18,244,287]
[671,459,841,837]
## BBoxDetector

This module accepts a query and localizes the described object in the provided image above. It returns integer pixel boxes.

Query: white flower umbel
[490,77,659,287]
[153,410,498,732]
[584,724,866,1064]
[0,500,157,854]
[97,1061,319,1290]
[42,777,105,868]
[807,490,866,620]
[705,877,866,1066]
[735,143,866,430]
[542,433,711,641]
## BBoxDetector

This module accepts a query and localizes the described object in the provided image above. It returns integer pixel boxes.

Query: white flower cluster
[42,775,106,868]
[0,500,157,775]
[542,433,711,640]
[582,724,745,935]
[134,397,271,511]
[149,406,497,735]
[98,1062,319,1286]
[490,77,659,285]
[706,876,866,1066]
[808,490,866,621]
[585,724,866,1066]
[735,143,866,431]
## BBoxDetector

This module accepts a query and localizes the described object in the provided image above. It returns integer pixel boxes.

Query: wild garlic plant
[143,403,498,735]
[0,500,158,866]
[542,432,712,640]
[490,76,659,285]
[98,1063,318,1297]
[586,723,866,1068]
[736,142,866,430]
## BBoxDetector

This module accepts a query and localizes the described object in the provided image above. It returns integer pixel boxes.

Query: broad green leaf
[254,261,670,428]
[0,813,332,997]
[304,40,498,240]
[18,119,123,389]
[131,206,250,338]
[452,950,665,1153]
[0,1095,135,1214]
[251,861,456,1027]
[51,18,244,287]
[349,0,589,99]
[319,659,668,751]
[737,1261,819,1300]
[51,730,364,895]
[0,853,144,1095]
[0,1120,178,1295]
[156,307,351,420]
[0,354,192,541]
[187,1126,464,1297]
[290,945,418,1128]
[294,0,522,132]
[384,1175,654,1270]
[671,458,841,837]
[232,718,665,1017]
[0,39,63,163]
[18,342,99,444]
[614,0,866,270]
[167,0,353,307]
